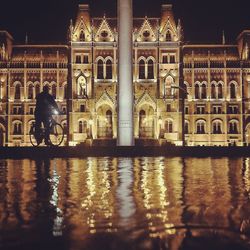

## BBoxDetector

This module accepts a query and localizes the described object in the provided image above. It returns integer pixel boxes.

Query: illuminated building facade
[0,3,250,146]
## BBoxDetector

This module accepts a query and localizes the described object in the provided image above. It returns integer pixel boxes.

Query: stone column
[117,0,134,146]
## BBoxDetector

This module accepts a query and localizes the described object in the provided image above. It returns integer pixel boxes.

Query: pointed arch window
[28,85,34,99]
[166,30,172,42]
[13,122,22,135]
[97,60,104,79]
[139,59,145,79]
[35,85,40,97]
[229,120,238,134]
[80,31,85,41]
[52,85,57,98]
[195,84,200,99]
[212,120,222,134]
[211,84,216,99]
[15,84,21,100]
[201,83,207,99]
[218,83,223,99]
[230,83,236,99]
[196,120,205,134]
[147,59,154,79]
[106,59,112,79]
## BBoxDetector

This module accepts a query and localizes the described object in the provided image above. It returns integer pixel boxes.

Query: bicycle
[29,115,65,147]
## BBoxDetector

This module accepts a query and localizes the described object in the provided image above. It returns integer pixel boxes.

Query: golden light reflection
[1,157,250,249]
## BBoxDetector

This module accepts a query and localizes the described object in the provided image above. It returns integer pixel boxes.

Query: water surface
[0,157,250,250]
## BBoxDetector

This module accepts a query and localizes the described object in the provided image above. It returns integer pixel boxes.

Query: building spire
[222,30,225,45]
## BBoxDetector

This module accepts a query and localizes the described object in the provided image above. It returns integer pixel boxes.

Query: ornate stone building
[0,3,250,146]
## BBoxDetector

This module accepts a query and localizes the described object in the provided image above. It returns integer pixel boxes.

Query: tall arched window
[166,30,172,41]
[196,120,205,134]
[201,83,207,99]
[106,59,112,79]
[230,83,236,99]
[195,84,200,99]
[211,84,216,99]
[147,59,154,79]
[139,59,145,79]
[28,85,34,99]
[212,120,222,134]
[52,85,56,99]
[165,120,173,133]
[97,60,104,79]
[15,84,21,100]
[218,83,223,99]
[229,120,238,134]
[80,31,85,41]
[35,85,40,97]
[13,122,22,135]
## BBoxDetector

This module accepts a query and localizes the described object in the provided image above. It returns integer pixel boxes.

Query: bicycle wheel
[29,126,41,146]
[49,123,64,146]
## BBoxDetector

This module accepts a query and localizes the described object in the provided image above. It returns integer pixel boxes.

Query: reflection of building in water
[1,3,250,146]
[67,157,118,243]
[0,160,37,227]
[133,157,184,239]
[182,158,249,230]
[243,158,250,200]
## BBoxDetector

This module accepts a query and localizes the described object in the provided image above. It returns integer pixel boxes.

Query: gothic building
[0,3,250,146]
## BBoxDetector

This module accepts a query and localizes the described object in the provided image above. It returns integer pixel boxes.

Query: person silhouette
[34,85,59,145]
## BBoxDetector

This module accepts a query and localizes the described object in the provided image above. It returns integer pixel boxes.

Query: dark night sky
[0,0,249,44]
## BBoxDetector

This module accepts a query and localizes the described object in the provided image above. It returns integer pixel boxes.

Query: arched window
[218,83,223,99]
[80,31,85,41]
[196,120,205,134]
[147,59,154,79]
[139,59,145,79]
[35,85,40,97]
[106,59,112,79]
[97,60,104,79]
[195,84,200,99]
[64,84,67,99]
[211,84,216,99]
[201,83,207,99]
[165,120,173,133]
[229,120,238,134]
[28,85,34,99]
[212,120,222,134]
[230,83,236,99]
[52,85,56,99]
[15,84,21,100]
[13,122,22,135]
[166,30,172,42]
